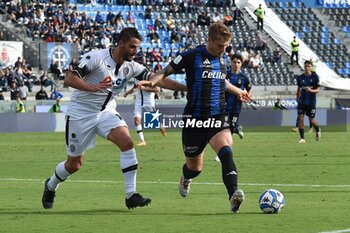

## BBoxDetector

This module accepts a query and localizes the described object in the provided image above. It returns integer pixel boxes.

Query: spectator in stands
[158,48,166,62]
[0,69,7,91]
[116,12,126,30]
[170,28,181,43]
[49,60,63,80]
[154,15,165,31]
[145,47,154,64]
[19,84,28,100]
[147,29,161,47]
[10,82,19,101]
[12,67,25,87]
[240,47,249,67]
[273,47,282,63]
[166,15,176,31]
[16,96,25,113]
[151,48,161,62]
[145,5,153,20]
[169,3,180,13]
[244,37,255,51]
[69,57,79,72]
[212,12,221,23]
[136,47,146,65]
[256,35,266,50]
[36,86,49,100]
[40,70,57,91]
[179,0,195,15]
[197,11,210,26]
[254,4,265,31]
[249,53,263,70]
[0,31,5,41]
[290,36,299,65]
[14,57,22,69]
[223,13,233,26]
[168,47,176,59]
[154,60,162,72]
[100,33,111,49]
[50,87,63,100]
[0,89,4,101]
[106,12,115,24]
[188,20,199,39]
[126,11,135,26]
[233,7,243,21]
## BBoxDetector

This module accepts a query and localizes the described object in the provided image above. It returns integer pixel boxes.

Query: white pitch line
[1,178,350,188]
[318,229,350,233]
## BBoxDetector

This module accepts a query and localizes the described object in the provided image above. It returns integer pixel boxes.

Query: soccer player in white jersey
[41,28,185,210]
[124,82,167,146]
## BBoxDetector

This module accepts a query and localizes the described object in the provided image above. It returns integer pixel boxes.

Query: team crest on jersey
[237,79,242,85]
[123,67,129,76]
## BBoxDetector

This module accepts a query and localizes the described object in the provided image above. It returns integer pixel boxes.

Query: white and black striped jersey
[67,48,150,119]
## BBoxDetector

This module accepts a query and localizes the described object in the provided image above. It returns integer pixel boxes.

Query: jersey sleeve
[313,74,320,88]
[73,51,100,78]
[296,75,301,87]
[244,75,252,92]
[132,62,151,81]
[169,52,188,72]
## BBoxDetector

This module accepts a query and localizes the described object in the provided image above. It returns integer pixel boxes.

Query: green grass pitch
[0,129,350,233]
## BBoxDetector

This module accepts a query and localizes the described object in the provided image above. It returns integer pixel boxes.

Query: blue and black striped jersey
[297,72,320,106]
[225,70,251,115]
[169,46,228,118]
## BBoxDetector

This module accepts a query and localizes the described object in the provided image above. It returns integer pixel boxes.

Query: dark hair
[231,53,243,62]
[304,60,313,66]
[118,27,142,43]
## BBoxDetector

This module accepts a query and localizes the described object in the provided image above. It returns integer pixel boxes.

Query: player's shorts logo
[143,109,162,129]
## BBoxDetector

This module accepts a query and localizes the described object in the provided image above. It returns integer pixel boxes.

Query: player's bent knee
[118,136,134,151]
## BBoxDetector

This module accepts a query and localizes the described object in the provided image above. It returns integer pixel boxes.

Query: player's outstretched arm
[138,65,187,91]
[225,80,251,102]
[157,78,187,91]
[123,86,137,97]
[64,71,112,92]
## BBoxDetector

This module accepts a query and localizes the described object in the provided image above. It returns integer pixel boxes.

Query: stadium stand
[270,1,350,79]
[1,0,350,104]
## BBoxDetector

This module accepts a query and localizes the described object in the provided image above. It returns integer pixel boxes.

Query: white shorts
[65,108,127,156]
[133,102,156,118]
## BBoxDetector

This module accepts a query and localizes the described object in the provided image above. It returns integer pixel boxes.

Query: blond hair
[208,22,232,42]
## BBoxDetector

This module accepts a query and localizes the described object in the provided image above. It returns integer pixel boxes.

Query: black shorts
[181,116,230,157]
[298,105,316,118]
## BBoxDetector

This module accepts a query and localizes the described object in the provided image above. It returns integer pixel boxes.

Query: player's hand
[238,90,252,103]
[123,92,128,97]
[137,80,154,88]
[305,87,312,92]
[90,78,112,92]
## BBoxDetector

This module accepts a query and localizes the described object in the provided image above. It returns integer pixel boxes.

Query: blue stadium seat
[334,38,342,45]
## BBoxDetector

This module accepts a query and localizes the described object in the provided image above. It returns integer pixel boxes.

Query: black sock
[218,146,237,199]
[299,128,304,139]
[314,126,320,133]
[182,164,201,180]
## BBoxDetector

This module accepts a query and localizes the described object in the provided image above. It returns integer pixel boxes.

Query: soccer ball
[258,189,285,214]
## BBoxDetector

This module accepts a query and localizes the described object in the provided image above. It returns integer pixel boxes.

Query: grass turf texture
[0,129,349,233]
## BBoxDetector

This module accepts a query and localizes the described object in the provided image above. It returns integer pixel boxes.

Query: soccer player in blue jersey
[296,60,321,143]
[140,22,250,213]
[226,54,252,138]
[214,54,252,162]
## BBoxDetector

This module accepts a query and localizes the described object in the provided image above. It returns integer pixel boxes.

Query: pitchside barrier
[0,105,348,133]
